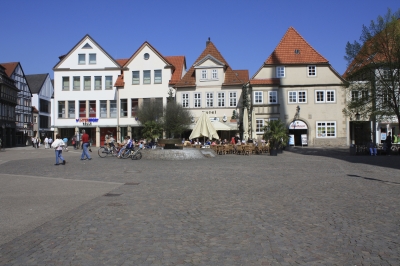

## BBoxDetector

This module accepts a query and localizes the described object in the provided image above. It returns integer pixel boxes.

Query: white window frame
[84,76,91,90]
[288,91,307,103]
[182,93,189,108]
[94,76,102,90]
[206,92,213,107]
[78,54,85,65]
[276,66,285,78]
[212,69,218,80]
[217,92,225,107]
[201,70,207,80]
[73,76,80,91]
[316,90,325,102]
[308,65,316,77]
[253,91,263,104]
[256,119,264,133]
[89,53,96,64]
[105,76,113,90]
[315,90,336,103]
[132,71,140,85]
[229,91,237,107]
[326,90,335,102]
[194,93,201,108]
[316,121,336,138]
[62,77,69,91]
[154,70,162,84]
[143,70,151,84]
[268,91,278,104]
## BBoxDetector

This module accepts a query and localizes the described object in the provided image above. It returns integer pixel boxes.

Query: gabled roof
[233,70,249,83]
[174,41,245,87]
[115,58,129,67]
[165,56,186,85]
[121,41,172,68]
[53,34,121,69]
[194,54,225,67]
[26,74,49,94]
[265,27,328,65]
[114,73,124,87]
[0,62,19,77]
[249,78,280,86]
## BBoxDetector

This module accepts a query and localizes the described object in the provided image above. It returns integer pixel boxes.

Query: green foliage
[231,110,237,119]
[141,121,163,141]
[136,99,163,125]
[262,119,289,150]
[163,101,192,138]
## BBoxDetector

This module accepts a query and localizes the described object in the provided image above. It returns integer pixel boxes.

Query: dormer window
[212,69,218,79]
[294,49,300,54]
[201,70,207,79]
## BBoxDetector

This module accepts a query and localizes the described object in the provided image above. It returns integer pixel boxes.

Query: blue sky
[1,0,398,79]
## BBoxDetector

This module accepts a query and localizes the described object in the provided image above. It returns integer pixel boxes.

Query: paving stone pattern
[0,147,399,265]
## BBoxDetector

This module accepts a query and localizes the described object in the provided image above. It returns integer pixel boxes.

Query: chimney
[206,37,211,46]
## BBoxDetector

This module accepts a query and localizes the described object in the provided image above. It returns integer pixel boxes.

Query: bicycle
[98,143,120,158]
[121,148,142,160]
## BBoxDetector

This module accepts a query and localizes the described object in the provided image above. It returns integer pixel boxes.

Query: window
[269,91,277,104]
[68,101,75,118]
[89,53,96,64]
[182,93,189,108]
[351,91,359,102]
[79,101,86,118]
[120,99,127,117]
[143,70,151,84]
[39,99,49,113]
[78,54,85,64]
[194,93,201,108]
[131,99,138,116]
[308,65,316,76]
[110,100,117,118]
[89,100,96,117]
[317,121,336,138]
[105,76,113,90]
[201,70,207,79]
[361,90,369,101]
[212,69,218,79]
[58,101,65,118]
[276,66,285,78]
[132,71,140,85]
[229,92,237,107]
[100,100,107,118]
[154,70,162,84]
[254,91,263,104]
[84,76,91,90]
[94,76,102,90]
[256,119,264,133]
[288,91,307,103]
[62,77,69,91]
[315,90,335,103]
[218,92,225,107]
[206,92,213,107]
[144,53,149,60]
[73,76,80,91]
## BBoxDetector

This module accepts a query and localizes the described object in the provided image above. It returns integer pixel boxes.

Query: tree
[262,119,289,152]
[163,99,192,139]
[141,121,163,142]
[343,8,400,124]
[136,99,163,125]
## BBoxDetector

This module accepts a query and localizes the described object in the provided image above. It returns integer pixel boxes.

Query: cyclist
[118,136,134,158]
[117,136,129,158]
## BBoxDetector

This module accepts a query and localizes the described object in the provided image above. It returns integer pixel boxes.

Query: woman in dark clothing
[386,132,392,156]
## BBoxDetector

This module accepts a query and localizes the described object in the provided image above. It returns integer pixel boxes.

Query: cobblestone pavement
[0,147,399,265]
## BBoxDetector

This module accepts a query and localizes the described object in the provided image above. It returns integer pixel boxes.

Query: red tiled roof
[0,62,19,77]
[174,41,246,87]
[249,78,281,85]
[233,70,249,83]
[114,73,124,87]
[32,106,39,113]
[115,59,129,67]
[165,56,186,85]
[265,27,328,65]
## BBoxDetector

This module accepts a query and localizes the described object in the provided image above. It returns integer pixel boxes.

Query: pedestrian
[368,140,377,156]
[386,132,392,156]
[80,129,92,160]
[63,137,69,152]
[72,135,77,149]
[44,136,49,149]
[48,137,53,149]
[38,138,41,148]
[31,136,35,148]
[51,134,66,166]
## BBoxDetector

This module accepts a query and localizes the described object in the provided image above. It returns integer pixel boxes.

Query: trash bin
[350,144,356,155]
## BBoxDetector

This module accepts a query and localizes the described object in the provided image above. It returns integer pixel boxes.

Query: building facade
[250,27,347,146]
[0,65,19,148]
[0,62,33,146]
[174,39,249,140]
[26,73,54,141]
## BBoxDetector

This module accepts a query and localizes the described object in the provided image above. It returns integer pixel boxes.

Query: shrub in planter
[262,119,289,156]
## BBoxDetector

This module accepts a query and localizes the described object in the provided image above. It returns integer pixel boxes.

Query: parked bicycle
[98,142,120,158]
[121,148,142,160]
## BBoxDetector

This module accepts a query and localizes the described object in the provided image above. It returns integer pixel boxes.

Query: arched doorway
[288,120,308,146]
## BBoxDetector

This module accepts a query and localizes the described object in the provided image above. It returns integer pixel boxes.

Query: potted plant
[230,110,237,122]
[262,119,289,156]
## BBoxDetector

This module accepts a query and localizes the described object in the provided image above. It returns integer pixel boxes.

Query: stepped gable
[175,41,244,87]
[265,27,329,65]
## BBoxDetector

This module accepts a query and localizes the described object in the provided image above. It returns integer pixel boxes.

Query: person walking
[44,136,49,149]
[386,132,392,156]
[51,134,66,165]
[80,129,92,160]
[31,136,35,148]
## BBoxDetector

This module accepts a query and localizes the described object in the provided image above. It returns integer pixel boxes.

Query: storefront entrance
[288,120,308,146]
